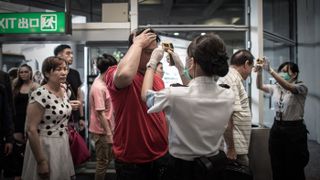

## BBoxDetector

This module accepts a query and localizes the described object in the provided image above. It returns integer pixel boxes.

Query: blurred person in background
[0,70,14,179]
[11,64,39,180]
[8,67,18,82]
[54,44,86,136]
[89,53,117,180]
[33,70,44,84]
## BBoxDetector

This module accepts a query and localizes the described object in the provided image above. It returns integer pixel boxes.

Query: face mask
[183,68,193,80]
[279,72,291,81]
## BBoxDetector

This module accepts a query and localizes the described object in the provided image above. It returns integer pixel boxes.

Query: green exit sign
[0,12,66,34]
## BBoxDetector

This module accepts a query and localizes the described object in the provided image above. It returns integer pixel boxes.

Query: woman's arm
[26,101,50,178]
[25,102,48,166]
[261,59,298,93]
[141,47,164,102]
[167,50,190,85]
[256,68,271,93]
[141,67,156,102]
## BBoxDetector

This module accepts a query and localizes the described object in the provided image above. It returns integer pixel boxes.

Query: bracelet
[79,116,84,120]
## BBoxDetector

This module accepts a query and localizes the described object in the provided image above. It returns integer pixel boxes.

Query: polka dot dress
[22,86,75,180]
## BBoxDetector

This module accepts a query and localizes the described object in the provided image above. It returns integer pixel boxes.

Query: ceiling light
[201,32,206,36]
[173,32,179,36]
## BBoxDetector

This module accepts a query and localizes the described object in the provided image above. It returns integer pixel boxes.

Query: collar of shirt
[188,76,218,87]
[230,67,244,81]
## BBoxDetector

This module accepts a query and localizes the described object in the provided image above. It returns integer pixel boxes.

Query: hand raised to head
[133,29,157,49]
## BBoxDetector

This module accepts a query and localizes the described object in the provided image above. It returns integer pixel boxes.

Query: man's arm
[114,29,157,89]
[96,110,108,133]
[224,116,236,160]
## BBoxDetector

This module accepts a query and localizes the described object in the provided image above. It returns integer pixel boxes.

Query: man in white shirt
[218,49,254,166]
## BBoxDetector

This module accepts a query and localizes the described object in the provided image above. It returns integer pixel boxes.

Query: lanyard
[277,90,284,121]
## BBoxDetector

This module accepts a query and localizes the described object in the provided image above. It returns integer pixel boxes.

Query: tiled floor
[306,140,320,180]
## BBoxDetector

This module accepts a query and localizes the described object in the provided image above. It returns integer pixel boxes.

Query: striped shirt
[218,67,252,155]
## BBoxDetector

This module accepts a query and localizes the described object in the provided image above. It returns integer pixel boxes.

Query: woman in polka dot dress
[22,56,76,180]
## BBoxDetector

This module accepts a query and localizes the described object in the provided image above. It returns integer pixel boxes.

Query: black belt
[274,119,303,126]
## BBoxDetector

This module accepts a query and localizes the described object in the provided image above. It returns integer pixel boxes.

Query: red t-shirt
[105,66,168,163]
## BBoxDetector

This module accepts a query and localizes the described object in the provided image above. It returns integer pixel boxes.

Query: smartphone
[162,42,175,65]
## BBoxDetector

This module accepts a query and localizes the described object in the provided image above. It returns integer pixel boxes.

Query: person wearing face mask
[141,33,235,180]
[255,60,309,180]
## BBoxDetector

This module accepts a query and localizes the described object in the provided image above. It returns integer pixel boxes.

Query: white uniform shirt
[218,67,252,155]
[146,76,235,161]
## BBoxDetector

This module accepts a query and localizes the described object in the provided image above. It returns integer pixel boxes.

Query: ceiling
[0,0,246,43]
[0,0,245,24]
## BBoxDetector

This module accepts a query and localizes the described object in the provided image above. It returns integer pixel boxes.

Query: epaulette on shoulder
[218,84,230,89]
[170,83,188,87]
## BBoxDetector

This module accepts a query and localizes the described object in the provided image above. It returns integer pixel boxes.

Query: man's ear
[244,60,251,68]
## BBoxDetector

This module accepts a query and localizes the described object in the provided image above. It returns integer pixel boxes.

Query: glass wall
[138,0,246,25]
[263,0,297,127]
[156,31,246,87]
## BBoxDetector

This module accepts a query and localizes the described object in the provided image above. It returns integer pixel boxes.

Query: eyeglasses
[19,71,30,73]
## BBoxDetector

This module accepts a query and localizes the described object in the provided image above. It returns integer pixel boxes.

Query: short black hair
[277,61,299,80]
[54,44,71,56]
[230,49,254,66]
[128,28,160,48]
[96,54,118,74]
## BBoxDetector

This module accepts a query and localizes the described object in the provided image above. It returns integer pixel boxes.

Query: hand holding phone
[162,42,175,66]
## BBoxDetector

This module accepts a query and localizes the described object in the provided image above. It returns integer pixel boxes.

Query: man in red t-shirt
[105,28,168,180]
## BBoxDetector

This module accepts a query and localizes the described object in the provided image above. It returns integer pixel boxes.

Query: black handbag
[223,160,253,180]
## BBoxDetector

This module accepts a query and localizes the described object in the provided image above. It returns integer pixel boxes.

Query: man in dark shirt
[0,70,14,177]
[54,44,85,132]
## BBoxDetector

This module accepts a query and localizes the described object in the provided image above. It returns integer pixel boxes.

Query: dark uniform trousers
[165,151,227,180]
[269,119,309,180]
